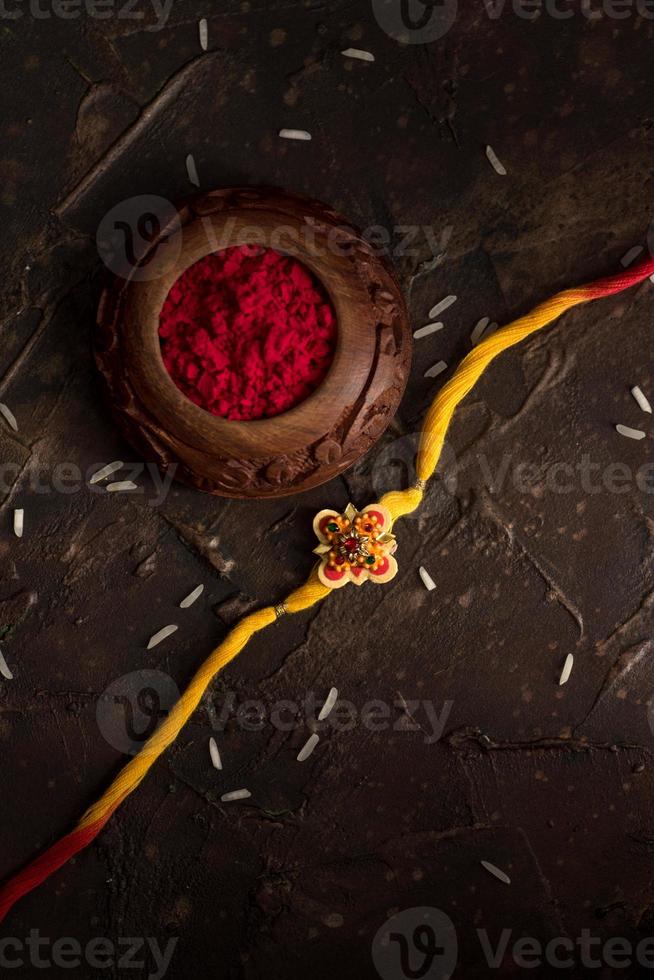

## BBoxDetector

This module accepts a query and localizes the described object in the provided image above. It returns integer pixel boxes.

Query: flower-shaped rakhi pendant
[313,503,398,589]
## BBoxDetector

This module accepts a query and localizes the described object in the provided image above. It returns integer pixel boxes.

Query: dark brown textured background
[2,2,654,977]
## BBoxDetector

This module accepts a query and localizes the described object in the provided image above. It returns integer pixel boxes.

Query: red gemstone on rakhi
[335,556,345,565]
[344,538,358,551]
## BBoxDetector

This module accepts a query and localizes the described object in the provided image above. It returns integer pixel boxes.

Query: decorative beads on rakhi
[312,502,398,589]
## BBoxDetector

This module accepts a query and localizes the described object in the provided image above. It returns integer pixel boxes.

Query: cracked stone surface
[2,4,654,978]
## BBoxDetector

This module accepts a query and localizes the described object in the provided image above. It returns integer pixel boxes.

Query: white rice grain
[147,624,178,650]
[0,403,18,431]
[616,423,646,441]
[632,386,652,415]
[341,47,375,62]
[486,145,507,176]
[559,653,574,686]
[279,128,311,141]
[419,566,436,591]
[413,322,444,339]
[186,153,200,187]
[297,733,320,762]
[318,687,338,721]
[472,320,498,345]
[180,584,204,608]
[481,860,511,885]
[106,480,138,492]
[0,647,13,680]
[221,789,251,802]
[13,509,23,538]
[428,295,457,319]
[198,17,208,50]
[621,245,644,267]
[424,360,448,379]
[89,461,124,485]
[209,737,223,770]
[470,316,490,346]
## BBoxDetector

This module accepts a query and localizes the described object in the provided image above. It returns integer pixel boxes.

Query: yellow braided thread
[79,283,594,829]
[381,485,424,523]
[416,288,586,483]
[77,571,331,830]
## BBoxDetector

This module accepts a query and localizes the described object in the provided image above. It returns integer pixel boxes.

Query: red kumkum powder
[159,244,337,421]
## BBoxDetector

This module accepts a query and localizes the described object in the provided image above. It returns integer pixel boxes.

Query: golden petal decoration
[313,501,399,590]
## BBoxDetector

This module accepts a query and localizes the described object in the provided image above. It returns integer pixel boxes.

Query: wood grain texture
[97,187,412,497]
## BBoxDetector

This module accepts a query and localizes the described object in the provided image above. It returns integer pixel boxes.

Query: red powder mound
[158,245,337,421]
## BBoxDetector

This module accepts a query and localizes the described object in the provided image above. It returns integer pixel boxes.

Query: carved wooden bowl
[96,187,412,499]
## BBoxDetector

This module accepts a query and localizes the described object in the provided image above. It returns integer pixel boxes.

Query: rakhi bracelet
[1,253,653,923]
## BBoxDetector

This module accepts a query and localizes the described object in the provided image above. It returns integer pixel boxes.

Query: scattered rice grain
[419,566,436,591]
[424,360,448,379]
[341,47,374,62]
[209,737,222,770]
[632,385,652,414]
[621,245,644,267]
[221,789,251,802]
[186,153,200,187]
[428,295,457,319]
[318,687,338,721]
[486,145,507,176]
[616,423,646,441]
[90,461,124,485]
[413,321,444,339]
[559,653,574,686]
[13,509,23,538]
[147,624,178,650]
[198,17,208,50]
[279,128,312,141]
[180,584,204,608]
[481,860,511,884]
[470,316,490,346]
[0,647,13,680]
[0,403,17,431]
[106,480,138,492]
[297,733,320,762]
